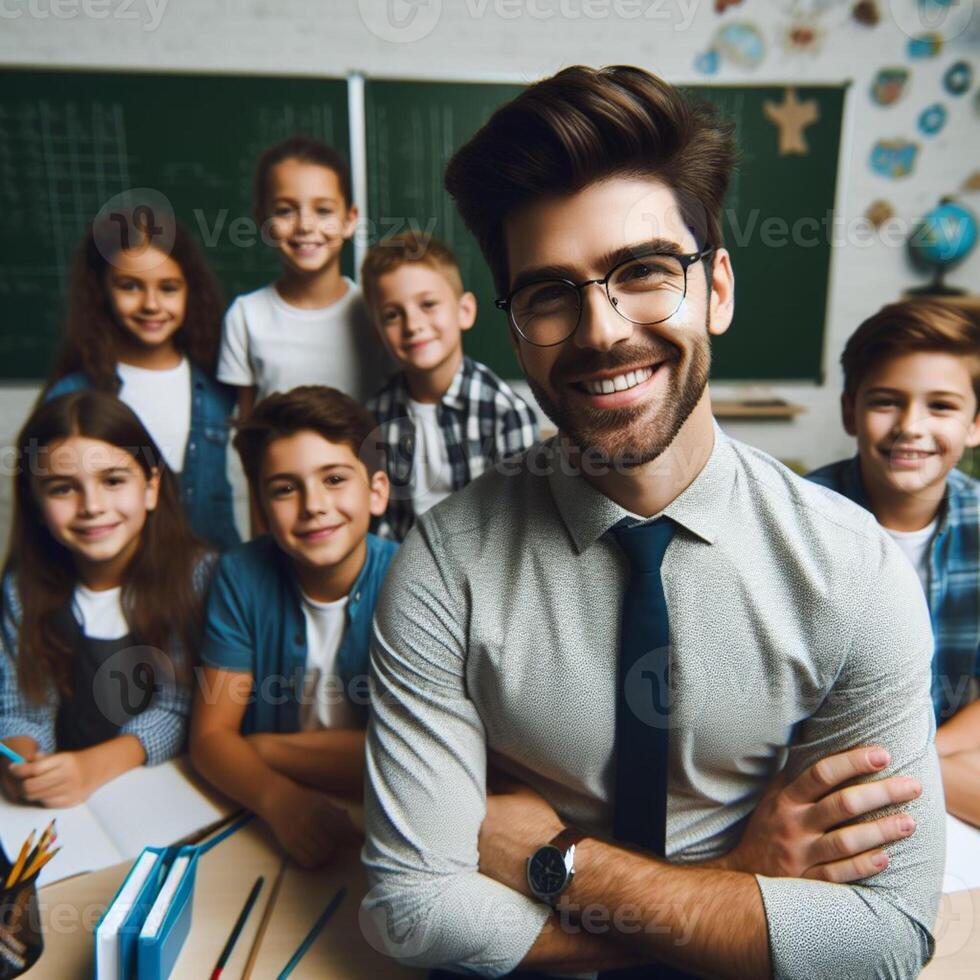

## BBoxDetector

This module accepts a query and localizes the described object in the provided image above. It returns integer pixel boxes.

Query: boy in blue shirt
[189,385,396,867]
[809,300,980,825]
[362,231,539,541]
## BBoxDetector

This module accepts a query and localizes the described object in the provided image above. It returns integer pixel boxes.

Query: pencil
[276,885,346,980]
[241,858,288,980]
[0,743,25,766]
[210,875,264,980]
[23,819,57,872]
[3,832,35,890]
[36,820,56,855]
[21,846,59,883]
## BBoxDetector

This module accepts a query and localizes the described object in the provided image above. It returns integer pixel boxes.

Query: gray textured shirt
[362,428,945,979]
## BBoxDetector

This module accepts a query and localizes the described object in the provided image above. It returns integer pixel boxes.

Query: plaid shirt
[366,356,539,541]
[807,456,980,723]
[0,557,214,766]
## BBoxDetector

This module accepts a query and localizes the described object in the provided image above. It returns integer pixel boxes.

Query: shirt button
[353,591,361,603]
[189,442,196,451]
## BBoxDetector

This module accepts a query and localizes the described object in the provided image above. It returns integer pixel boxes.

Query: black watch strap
[550,827,588,854]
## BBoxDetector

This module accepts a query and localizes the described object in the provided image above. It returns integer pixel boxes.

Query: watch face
[528,845,568,898]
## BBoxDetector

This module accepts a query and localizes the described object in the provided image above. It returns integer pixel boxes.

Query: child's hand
[14,750,100,808]
[263,782,357,869]
[0,738,39,803]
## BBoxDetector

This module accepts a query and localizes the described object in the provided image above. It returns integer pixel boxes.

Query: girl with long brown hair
[0,391,212,807]
[45,206,239,551]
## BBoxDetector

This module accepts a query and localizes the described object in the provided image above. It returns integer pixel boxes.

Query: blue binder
[135,846,199,980]
[92,813,253,980]
[94,845,177,980]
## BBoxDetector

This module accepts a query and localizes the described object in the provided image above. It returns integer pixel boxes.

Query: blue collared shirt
[200,533,397,734]
[807,456,980,722]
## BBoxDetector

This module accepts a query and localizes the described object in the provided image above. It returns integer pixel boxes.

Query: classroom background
[1,0,978,552]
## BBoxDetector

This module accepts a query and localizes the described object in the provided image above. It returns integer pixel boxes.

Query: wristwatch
[526,828,587,906]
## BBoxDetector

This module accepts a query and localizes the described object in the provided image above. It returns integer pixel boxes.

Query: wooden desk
[26,828,978,978]
[25,821,420,979]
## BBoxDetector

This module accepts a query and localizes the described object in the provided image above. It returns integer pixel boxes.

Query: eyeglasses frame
[494,247,715,347]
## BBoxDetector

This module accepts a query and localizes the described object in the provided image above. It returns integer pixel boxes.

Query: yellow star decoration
[763,87,820,156]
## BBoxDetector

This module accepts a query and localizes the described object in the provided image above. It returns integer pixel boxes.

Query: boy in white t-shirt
[808,300,980,826]
[362,232,539,541]
[217,137,388,413]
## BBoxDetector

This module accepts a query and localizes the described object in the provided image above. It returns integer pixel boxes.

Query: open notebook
[0,757,232,887]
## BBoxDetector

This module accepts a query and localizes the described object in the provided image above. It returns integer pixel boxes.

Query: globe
[908,200,978,295]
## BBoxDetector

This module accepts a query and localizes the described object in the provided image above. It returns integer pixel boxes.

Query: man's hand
[262,781,358,869]
[0,737,39,803]
[719,745,920,881]
[478,781,564,895]
[13,750,101,808]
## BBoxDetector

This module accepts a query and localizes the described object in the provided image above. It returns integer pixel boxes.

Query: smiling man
[362,66,944,979]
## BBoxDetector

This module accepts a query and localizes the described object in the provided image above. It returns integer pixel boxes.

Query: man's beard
[527,326,711,472]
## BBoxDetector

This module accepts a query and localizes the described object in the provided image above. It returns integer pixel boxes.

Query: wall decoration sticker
[907,33,943,58]
[865,199,896,227]
[943,61,973,96]
[712,21,767,69]
[763,87,820,155]
[871,67,909,106]
[870,139,920,178]
[852,0,879,25]
[918,103,948,135]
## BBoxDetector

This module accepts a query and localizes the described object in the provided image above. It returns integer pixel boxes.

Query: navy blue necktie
[609,516,675,857]
[597,518,694,980]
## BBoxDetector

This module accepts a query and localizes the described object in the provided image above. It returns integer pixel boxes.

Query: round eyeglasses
[495,248,714,347]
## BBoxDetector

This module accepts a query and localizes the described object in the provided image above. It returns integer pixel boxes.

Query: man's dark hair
[444,65,737,295]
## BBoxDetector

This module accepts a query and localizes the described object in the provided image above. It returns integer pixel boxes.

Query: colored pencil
[210,875,264,980]
[241,858,288,980]
[276,885,346,979]
[0,743,25,766]
[21,846,59,883]
[3,832,34,890]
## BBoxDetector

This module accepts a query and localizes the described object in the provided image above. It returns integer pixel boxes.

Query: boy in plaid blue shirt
[363,232,538,541]
[808,300,980,825]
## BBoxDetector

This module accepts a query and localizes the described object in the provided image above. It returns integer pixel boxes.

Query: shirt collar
[388,356,472,414]
[277,533,382,616]
[548,422,736,553]
[440,355,474,412]
[844,454,962,535]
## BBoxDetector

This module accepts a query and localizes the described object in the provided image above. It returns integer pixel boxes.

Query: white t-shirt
[73,585,129,641]
[216,279,388,402]
[117,358,191,474]
[408,399,454,517]
[885,518,937,594]
[299,591,359,730]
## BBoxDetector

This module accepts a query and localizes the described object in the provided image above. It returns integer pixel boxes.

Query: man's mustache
[552,343,679,382]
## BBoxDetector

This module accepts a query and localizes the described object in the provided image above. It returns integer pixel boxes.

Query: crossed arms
[362,534,946,979]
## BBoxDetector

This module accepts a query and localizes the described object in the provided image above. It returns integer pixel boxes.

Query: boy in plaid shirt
[363,232,538,541]
[808,300,980,825]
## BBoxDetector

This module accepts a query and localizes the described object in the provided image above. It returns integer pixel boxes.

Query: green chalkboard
[0,68,349,380]
[365,79,846,382]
